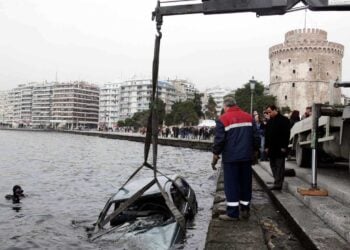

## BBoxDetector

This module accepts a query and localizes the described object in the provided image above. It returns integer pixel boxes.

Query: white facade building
[99,83,121,128]
[21,84,34,126]
[3,81,99,129]
[5,83,36,127]
[99,79,177,128]
[0,90,9,125]
[32,82,54,128]
[169,79,198,102]
[203,87,233,115]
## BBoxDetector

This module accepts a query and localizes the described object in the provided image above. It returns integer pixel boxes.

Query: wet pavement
[254,160,350,249]
[205,166,305,250]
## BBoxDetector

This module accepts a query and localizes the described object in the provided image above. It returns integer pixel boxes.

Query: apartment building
[5,83,36,127]
[99,79,176,128]
[169,79,198,102]
[0,90,9,125]
[203,87,233,114]
[99,83,120,128]
[32,82,54,128]
[51,82,100,129]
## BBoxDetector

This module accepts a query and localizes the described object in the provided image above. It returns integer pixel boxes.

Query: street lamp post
[249,77,257,115]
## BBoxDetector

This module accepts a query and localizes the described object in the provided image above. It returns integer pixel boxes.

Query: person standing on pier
[264,105,291,191]
[212,96,255,221]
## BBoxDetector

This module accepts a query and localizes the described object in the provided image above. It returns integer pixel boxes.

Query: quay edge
[0,128,213,151]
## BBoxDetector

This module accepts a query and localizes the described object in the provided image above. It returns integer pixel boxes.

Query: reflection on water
[12,205,22,213]
[0,130,214,249]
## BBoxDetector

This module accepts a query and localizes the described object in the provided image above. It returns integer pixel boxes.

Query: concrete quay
[205,166,304,250]
[253,161,350,249]
[205,161,350,249]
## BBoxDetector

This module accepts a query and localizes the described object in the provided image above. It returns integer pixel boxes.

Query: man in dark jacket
[264,105,291,190]
[212,96,254,221]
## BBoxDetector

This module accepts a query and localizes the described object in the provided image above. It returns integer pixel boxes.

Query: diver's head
[13,185,24,197]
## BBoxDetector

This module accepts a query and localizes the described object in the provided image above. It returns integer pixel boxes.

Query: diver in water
[5,185,25,203]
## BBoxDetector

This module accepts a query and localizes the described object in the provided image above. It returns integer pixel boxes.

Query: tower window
[285,95,288,100]
[276,76,278,79]
[288,59,291,63]
[292,82,295,87]
[279,61,281,64]
[327,72,329,76]
[309,68,312,71]
[332,61,335,64]
[293,70,296,74]
[309,59,312,62]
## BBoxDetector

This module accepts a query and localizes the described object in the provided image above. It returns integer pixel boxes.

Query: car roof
[111,174,180,201]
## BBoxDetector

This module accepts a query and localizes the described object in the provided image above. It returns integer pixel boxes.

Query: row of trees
[234,81,276,115]
[118,81,277,129]
[116,99,166,129]
[164,93,218,126]
[117,93,218,129]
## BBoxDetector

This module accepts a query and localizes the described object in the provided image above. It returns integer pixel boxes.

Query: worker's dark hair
[223,96,236,107]
[266,104,278,111]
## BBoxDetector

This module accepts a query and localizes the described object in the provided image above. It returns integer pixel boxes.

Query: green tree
[164,113,175,126]
[124,117,134,127]
[151,98,166,126]
[124,98,166,129]
[235,81,276,114]
[117,120,125,127]
[131,110,150,129]
[193,93,204,118]
[168,101,199,126]
[205,96,217,119]
[281,106,291,115]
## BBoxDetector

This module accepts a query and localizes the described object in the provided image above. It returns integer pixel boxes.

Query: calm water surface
[0,130,215,250]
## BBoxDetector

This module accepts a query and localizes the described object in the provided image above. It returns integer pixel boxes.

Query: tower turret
[269,28,344,113]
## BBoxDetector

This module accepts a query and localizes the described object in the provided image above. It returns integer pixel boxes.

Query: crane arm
[154,0,350,21]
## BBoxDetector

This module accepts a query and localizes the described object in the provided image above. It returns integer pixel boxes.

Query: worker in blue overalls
[212,96,257,220]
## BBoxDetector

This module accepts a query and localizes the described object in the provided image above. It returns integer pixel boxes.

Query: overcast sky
[0,0,349,95]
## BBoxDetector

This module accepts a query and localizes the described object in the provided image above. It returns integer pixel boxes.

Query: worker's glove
[211,154,220,170]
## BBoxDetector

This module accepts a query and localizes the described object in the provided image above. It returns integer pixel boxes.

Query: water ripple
[0,131,214,249]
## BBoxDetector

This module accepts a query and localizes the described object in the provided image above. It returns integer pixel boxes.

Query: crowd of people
[158,126,215,140]
[102,105,311,146]
[211,96,312,220]
[102,124,216,141]
[251,106,311,162]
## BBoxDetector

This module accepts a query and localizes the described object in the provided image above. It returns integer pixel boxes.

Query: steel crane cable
[148,9,186,230]
[92,2,185,236]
